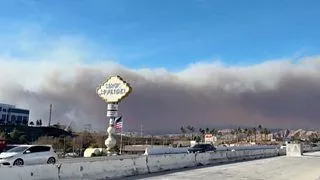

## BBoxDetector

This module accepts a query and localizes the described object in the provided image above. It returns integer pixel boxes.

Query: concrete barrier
[303,146,320,152]
[133,156,149,175]
[0,164,58,180]
[146,153,196,173]
[144,147,188,155]
[58,157,141,180]
[286,143,302,156]
[0,147,293,180]
[145,145,280,155]
[195,151,228,165]
[226,150,245,162]
[216,145,279,151]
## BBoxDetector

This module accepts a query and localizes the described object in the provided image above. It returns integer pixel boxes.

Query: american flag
[114,116,123,130]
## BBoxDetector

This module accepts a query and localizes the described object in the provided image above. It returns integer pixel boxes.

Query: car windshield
[3,145,18,151]
[6,146,29,153]
[193,144,204,148]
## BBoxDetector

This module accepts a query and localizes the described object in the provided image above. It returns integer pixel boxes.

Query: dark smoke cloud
[1,56,320,134]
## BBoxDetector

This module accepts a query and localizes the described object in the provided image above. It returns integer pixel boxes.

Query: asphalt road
[123,152,320,180]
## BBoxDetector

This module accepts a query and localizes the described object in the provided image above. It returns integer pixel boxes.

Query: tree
[244,128,248,141]
[186,125,193,132]
[237,127,242,134]
[0,131,6,139]
[205,127,210,133]
[9,128,24,143]
[247,129,253,142]
[19,135,28,144]
[233,128,240,142]
[253,128,257,142]
[232,129,236,142]
[258,125,263,141]
[310,137,320,143]
[199,128,205,135]
[210,129,217,135]
[29,121,34,126]
[198,128,205,142]
[74,131,95,155]
[237,127,242,142]
[263,128,269,141]
[186,125,195,140]
[193,135,201,142]
[180,126,186,135]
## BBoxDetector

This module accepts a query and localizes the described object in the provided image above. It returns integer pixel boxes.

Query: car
[187,143,216,153]
[0,145,58,166]
[280,145,286,150]
[2,144,19,152]
[65,152,79,158]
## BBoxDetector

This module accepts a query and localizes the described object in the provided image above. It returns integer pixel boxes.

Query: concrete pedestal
[105,118,116,155]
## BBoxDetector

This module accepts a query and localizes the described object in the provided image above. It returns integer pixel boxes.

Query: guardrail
[0,147,286,180]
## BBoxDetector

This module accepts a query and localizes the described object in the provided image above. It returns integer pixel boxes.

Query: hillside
[272,129,320,141]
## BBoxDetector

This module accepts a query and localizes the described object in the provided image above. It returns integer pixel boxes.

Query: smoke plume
[1,31,320,133]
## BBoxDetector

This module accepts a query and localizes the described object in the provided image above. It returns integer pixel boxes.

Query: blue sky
[0,0,320,70]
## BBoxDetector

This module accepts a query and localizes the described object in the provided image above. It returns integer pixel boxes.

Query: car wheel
[13,159,24,166]
[47,157,56,164]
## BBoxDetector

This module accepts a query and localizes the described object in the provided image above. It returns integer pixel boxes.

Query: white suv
[0,145,58,166]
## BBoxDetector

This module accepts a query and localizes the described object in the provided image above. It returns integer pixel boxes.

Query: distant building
[0,103,29,125]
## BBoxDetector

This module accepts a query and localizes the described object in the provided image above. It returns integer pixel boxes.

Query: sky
[0,0,320,133]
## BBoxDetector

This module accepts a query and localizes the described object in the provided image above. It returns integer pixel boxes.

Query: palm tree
[244,128,248,141]
[210,128,217,135]
[199,128,205,142]
[253,128,257,142]
[186,125,193,132]
[186,125,195,140]
[231,129,236,142]
[248,129,253,142]
[234,128,241,142]
[263,128,269,141]
[237,127,242,141]
[199,128,205,135]
[258,125,263,141]
[180,126,186,135]
[238,127,242,133]
[205,127,210,133]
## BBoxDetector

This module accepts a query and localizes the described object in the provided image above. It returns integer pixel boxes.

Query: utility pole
[140,123,143,137]
[48,104,52,126]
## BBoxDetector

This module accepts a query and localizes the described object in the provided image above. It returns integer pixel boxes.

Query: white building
[0,103,29,125]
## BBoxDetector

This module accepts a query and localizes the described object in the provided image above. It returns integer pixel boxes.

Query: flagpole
[120,116,123,155]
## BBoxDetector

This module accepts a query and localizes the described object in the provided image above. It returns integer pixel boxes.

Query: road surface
[123,152,320,180]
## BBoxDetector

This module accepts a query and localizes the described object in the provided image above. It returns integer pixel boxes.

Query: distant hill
[0,125,73,142]
[272,129,320,141]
